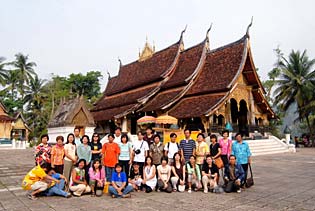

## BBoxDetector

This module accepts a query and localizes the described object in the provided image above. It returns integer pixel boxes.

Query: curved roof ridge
[209,35,247,54]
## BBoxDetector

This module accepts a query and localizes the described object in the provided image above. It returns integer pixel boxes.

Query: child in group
[128,162,143,192]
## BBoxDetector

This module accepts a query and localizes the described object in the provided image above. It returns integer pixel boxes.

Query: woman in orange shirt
[51,136,65,174]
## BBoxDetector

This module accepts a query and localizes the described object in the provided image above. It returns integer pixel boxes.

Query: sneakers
[237,189,241,193]
[188,188,192,193]
[204,190,208,194]
[65,193,72,198]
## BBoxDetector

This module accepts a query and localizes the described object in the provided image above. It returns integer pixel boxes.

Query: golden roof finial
[139,36,155,62]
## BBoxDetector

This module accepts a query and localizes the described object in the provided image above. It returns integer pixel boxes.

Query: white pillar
[12,139,16,149]
[122,118,128,133]
[285,134,290,145]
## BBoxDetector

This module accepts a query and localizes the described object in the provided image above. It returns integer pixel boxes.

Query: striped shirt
[180,139,196,160]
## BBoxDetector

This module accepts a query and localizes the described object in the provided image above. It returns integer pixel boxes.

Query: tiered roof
[92,27,275,121]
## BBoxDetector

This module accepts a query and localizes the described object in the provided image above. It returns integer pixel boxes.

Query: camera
[134,149,141,154]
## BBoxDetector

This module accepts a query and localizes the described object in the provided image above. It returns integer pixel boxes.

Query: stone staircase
[246,136,292,156]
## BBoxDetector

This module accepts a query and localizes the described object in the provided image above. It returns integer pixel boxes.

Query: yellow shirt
[196,141,209,165]
[22,165,47,190]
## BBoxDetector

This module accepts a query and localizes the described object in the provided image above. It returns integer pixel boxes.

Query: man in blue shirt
[224,155,245,193]
[232,132,251,186]
[180,129,196,163]
[109,163,133,198]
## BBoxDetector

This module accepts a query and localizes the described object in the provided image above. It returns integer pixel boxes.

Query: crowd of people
[22,127,252,200]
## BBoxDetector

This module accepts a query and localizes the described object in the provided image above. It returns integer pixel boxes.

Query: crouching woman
[69,159,91,196]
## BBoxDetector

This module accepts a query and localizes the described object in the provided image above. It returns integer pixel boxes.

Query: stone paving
[0,148,315,211]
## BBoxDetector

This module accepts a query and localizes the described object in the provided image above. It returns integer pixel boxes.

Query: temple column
[249,90,255,125]
[122,117,128,133]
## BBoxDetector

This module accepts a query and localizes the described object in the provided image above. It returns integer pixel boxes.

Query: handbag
[214,157,224,169]
[245,164,254,188]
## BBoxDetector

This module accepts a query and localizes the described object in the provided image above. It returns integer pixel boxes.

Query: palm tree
[274,50,315,144]
[24,75,46,109]
[4,69,20,101]
[24,75,47,135]
[11,53,36,99]
[0,57,8,86]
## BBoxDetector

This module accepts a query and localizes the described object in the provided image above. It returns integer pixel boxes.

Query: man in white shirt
[132,131,149,172]
[114,127,122,144]
[164,133,180,165]
[74,127,81,146]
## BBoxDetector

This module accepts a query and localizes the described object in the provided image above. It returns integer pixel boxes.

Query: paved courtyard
[0,148,315,211]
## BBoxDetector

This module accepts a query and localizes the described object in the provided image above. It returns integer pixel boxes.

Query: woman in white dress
[142,156,157,193]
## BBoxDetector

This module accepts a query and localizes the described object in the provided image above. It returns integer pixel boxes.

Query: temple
[91,24,275,136]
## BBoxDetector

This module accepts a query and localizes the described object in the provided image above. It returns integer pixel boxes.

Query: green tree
[11,53,36,101]
[274,50,315,144]
[0,57,8,86]
[24,75,48,139]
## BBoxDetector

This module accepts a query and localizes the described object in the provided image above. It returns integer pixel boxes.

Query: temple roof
[92,28,275,121]
[0,102,14,122]
[168,93,226,118]
[104,41,181,95]
[48,96,95,127]
[186,36,246,96]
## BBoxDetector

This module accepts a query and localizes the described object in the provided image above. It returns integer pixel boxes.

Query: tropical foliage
[0,53,103,140]
[268,49,315,145]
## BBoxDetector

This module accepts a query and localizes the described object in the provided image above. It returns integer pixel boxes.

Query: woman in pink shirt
[218,130,232,166]
[88,159,106,197]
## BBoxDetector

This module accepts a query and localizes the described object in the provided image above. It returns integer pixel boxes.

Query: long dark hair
[66,133,75,145]
[77,159,86,168]
[92,159,102,172]
[144,156,153,166]
[91,132,100,143]
[187,155,196,168]
[172,152,182,165]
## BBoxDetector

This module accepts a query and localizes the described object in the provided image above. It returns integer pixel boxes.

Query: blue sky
[1,0,314,88]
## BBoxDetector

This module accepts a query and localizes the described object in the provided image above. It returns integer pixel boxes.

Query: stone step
[245,138,290,156]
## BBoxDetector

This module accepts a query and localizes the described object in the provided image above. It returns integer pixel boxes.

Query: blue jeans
[45,179,68,197]
[108,185,133,198]
[105,166,114,182]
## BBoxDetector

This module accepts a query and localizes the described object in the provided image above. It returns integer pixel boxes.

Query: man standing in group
[143,127,154,147]
[114,127,122,144]
[102,134,120,182]
[180,129,196,163]
[164,133,180,165]
[231,132,251,186]
[132,131,149,173]
[74,127,81,146]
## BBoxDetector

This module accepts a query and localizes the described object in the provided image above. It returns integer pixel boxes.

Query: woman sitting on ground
[186,155,202,193]
[69,159,91,196]
[88,159,106,197]
[157,156,172,193]
[108,163,133,198]
[170,152,185,192]
[141,156,157,193]
[128,162,143,192]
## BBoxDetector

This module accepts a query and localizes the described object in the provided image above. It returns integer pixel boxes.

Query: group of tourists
[22,127,252,200]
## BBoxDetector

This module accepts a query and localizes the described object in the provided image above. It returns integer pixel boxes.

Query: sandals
[91,192,96,197]
[27,193,37,200]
